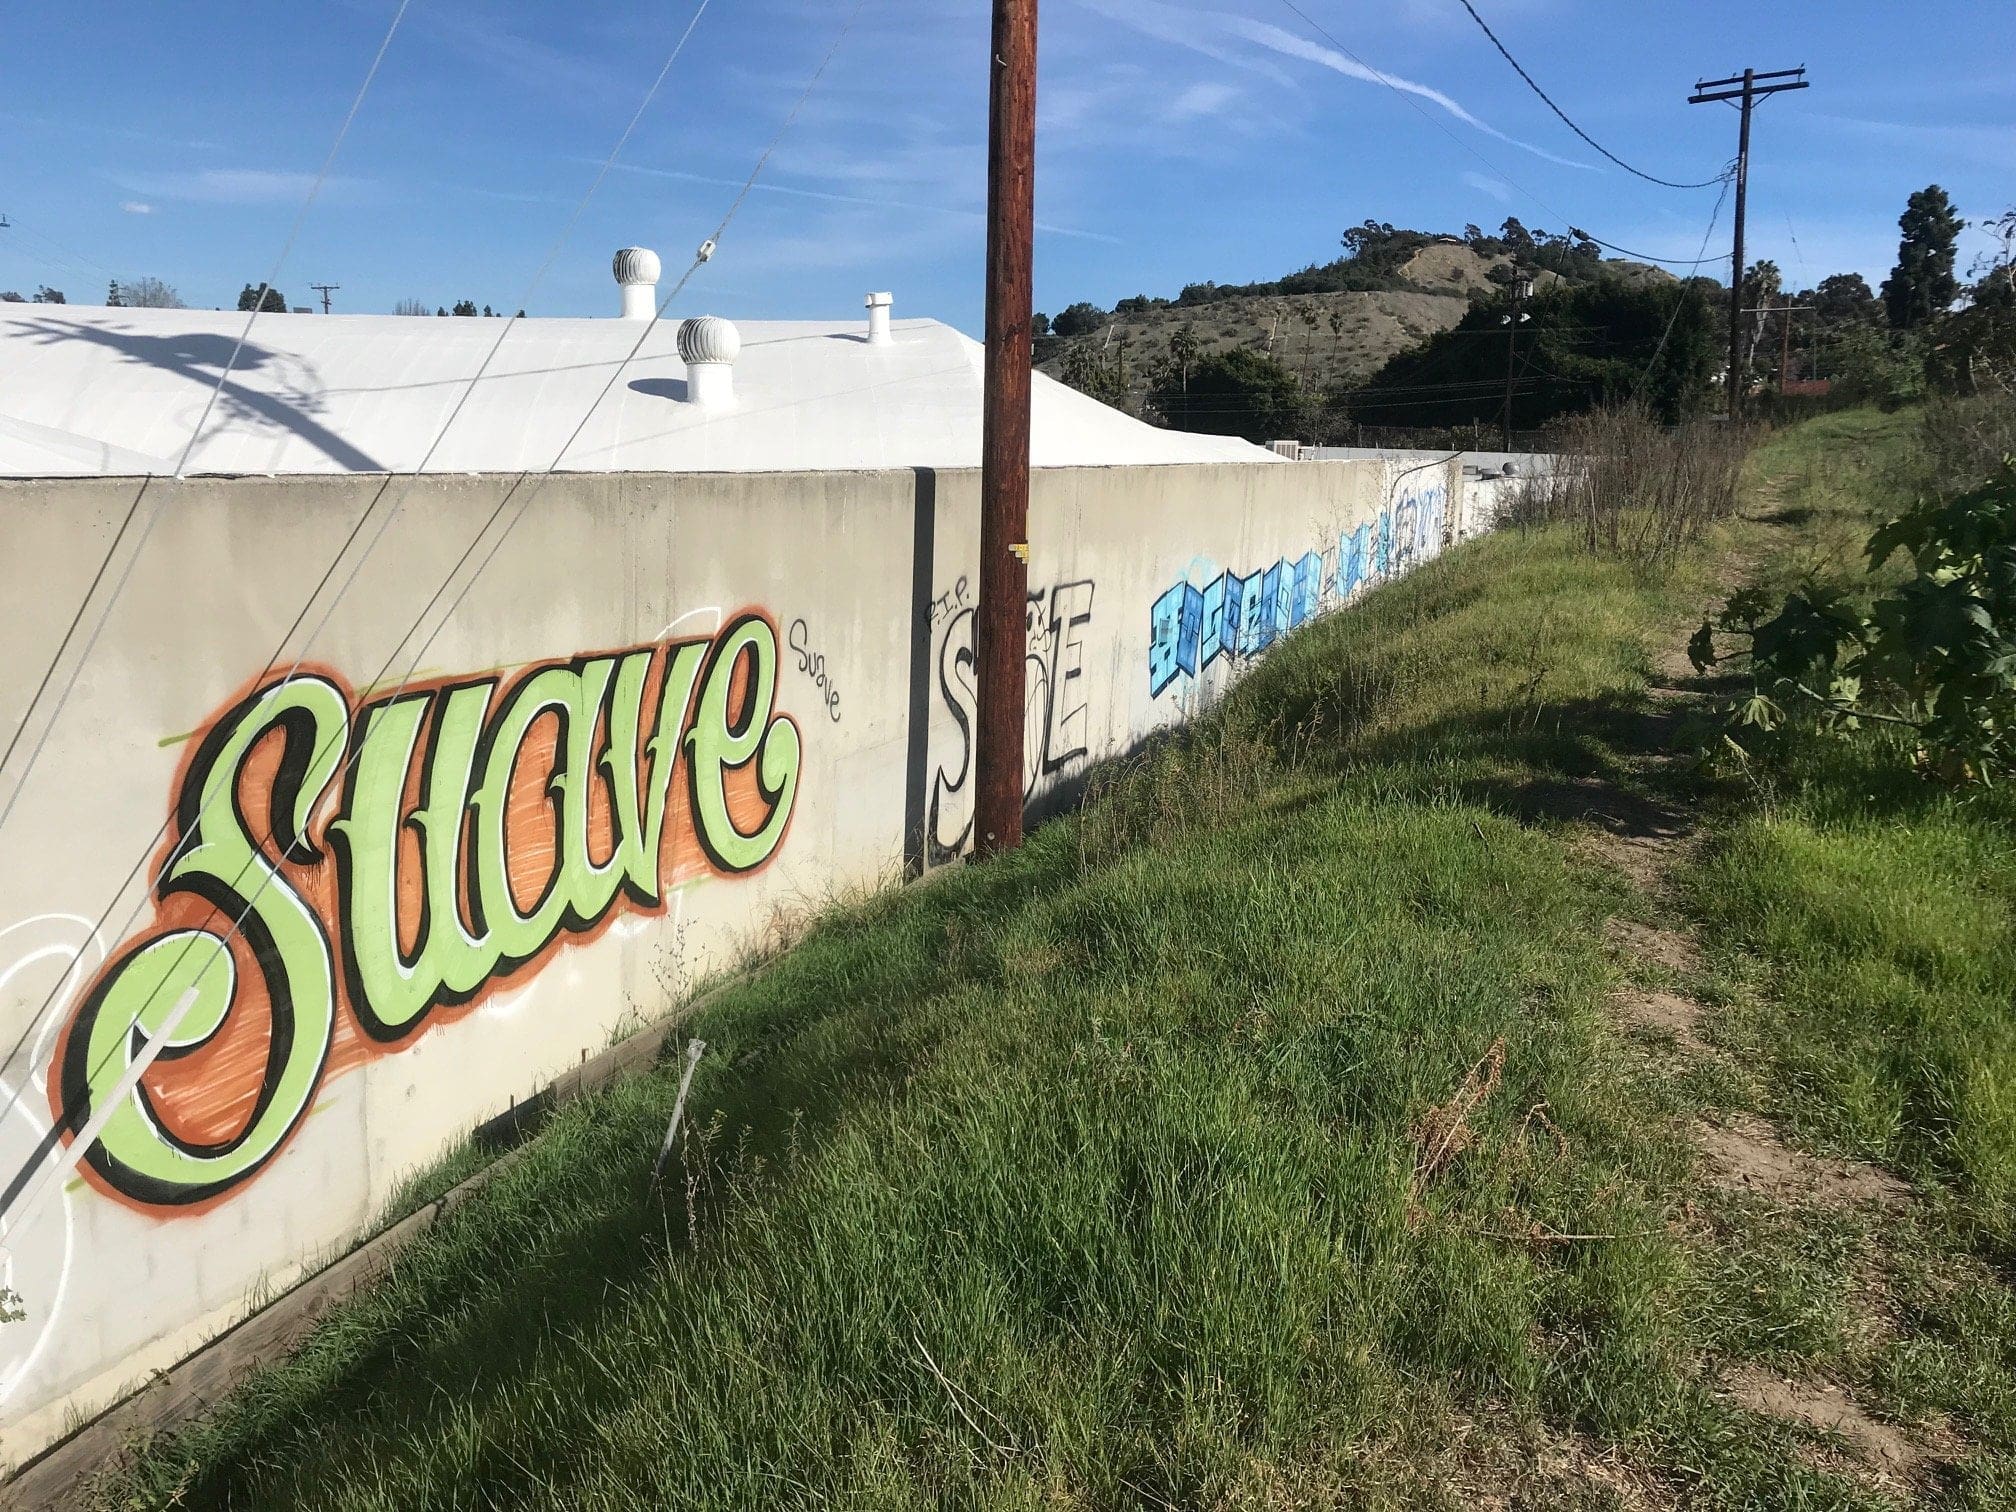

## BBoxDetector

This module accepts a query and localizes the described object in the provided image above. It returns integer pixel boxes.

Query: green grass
[98,475,1920,1510]
[1684,407,2016,1232]
[1675,405,2016,1508]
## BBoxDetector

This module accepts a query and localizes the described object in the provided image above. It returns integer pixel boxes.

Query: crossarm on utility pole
[1688,66,1810,418]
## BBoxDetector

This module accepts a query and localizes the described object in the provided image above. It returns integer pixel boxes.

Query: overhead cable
[1572,228,1734,268]
[1631,173,1735,406]
[0,0,722,1147]
[0,0,867,1241]
[1272,1,1728,285]
[0,0,414,847]
[1452,0,1729,189]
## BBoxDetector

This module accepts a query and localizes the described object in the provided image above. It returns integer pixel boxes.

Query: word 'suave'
[55,615,801,1209]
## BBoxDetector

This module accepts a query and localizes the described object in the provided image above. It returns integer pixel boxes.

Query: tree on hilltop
[1051,302,1105,338]
[119,277,185,308]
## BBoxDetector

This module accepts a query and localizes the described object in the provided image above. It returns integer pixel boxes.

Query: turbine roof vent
[677,314,741,367]
[612,247,661,286]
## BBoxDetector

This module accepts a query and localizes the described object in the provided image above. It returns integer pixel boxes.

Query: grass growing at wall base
[99,512,1869,1509]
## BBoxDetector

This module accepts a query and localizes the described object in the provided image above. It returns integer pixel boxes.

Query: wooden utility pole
[974,0,1037,858]
[1689,66,1807,419]
[310,282,340,314]
[1500,265,1532,452]
[1763,301,1813,388]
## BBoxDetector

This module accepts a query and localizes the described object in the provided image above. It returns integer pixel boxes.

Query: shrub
[1917,395,2016,496]
[1151,348,1313,442]
[1692,463,2016,782]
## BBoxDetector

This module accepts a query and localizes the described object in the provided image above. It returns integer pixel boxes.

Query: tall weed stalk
[1509,406,1748,564]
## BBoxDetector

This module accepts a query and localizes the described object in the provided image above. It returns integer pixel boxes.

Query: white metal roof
[0,306,1280,477]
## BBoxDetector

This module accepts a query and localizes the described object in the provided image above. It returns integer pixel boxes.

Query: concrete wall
[1299,447,1551,537]
[0,452,1483,1460]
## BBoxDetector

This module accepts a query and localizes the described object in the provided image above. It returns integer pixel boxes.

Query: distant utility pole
[973,0,1037,858]
[1500,264,1533,452]
[1743,300,1813,389]
[310,282,340,314]
[1689,66,1809,419]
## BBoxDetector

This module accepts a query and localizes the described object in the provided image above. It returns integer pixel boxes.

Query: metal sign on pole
[973,0,1037,858]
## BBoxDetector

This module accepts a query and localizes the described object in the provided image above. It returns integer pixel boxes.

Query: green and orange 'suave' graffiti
[50,614,801,1211]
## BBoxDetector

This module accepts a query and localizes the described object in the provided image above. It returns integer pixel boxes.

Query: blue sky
[3,1,2011,332]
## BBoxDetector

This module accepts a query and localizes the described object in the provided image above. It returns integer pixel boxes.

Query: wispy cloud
[1070,0,1294,86]
[1461,171,1510,203]
[1069,0,1591,170]
[415,0,635,107]
[1220,14,1591,168]
[119,200,155,216]
[1164,82,1241,126]
[608,160,1122,244]
[1799,112,2016,173]
[0,109,222,155]
[108,168,374,206]
[1039,63,1264,160]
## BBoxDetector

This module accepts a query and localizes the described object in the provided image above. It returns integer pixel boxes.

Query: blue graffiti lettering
[1147,489,1456,698]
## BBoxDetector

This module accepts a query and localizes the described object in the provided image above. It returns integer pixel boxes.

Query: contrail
[1073,0,1595,171]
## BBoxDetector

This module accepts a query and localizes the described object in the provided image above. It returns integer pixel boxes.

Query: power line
[0,0,413,849]
[1272,1,1731,287]
[1323,183,1733,422]
[1570,231,1731,269]
[1688,66,1812,417]
[0,0,724,1155]
[181,6,414,477]
[0,0,867,1242]
[1452,0,1728,189]
[0,485,151,793]
[1631,172,1734,408]
[0,216,122,280]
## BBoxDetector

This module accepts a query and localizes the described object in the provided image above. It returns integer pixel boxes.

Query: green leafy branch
[1692,463,2016,782]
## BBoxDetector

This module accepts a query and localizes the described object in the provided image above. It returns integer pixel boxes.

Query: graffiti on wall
[787,617,844,723]
[46,613,802,1211]
[1149,485,1446,698]
[927,579,1096,864]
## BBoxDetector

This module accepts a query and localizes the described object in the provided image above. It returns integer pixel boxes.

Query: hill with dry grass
[1037,236,1672,416]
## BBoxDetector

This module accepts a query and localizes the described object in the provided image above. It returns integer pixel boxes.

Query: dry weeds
[1411,1036,1507,1210]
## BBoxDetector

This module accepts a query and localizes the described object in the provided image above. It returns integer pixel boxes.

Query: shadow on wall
[18,319,386,473]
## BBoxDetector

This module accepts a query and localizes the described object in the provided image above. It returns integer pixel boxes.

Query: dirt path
[1563,565,1948,1496]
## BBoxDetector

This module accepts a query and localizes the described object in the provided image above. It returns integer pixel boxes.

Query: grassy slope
[102,422,2005,1509]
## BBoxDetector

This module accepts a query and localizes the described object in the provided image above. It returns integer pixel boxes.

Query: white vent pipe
[866,290,893,345]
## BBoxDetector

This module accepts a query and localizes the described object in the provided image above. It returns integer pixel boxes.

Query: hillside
[1037,234,1673,417]
[1038,284,1472,402]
